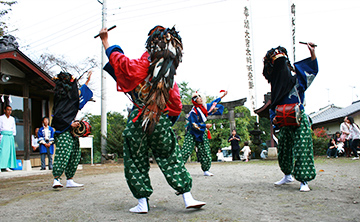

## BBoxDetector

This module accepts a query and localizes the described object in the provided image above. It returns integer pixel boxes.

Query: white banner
[244,2,256,116]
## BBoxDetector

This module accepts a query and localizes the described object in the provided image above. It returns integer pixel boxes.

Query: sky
[4,0,360,118]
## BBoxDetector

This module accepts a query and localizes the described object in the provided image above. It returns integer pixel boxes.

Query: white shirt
[349,124,360,140]
[32,135,39,148]
[0,114,16,143]
[241,146,251,157]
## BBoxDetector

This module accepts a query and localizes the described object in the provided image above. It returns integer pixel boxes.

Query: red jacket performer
[99,26,205,214]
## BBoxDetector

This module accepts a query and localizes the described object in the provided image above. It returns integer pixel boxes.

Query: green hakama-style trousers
[52,130,81,180]
[277,112,316,182]
[123,109,192,199]
[181,133,212,172]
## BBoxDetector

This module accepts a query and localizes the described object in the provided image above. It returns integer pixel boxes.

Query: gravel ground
[0,157,359,222]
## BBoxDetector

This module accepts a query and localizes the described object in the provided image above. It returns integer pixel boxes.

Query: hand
[206,123,212,129]
[85,71,92,85]
[99,28,110,50]
[220,91,228,99]
[273,118,278,125]
[307,42,316,60]
[71,121,80,128]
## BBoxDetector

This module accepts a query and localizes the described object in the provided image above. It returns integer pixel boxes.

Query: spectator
[333,131,345,156]
[32,128,39,151]
[216,148,225,162]
[228,129,241,161]
[347,116,360,160]
[241,141,251,162]
[326,138,338,158]
[38,117,55,170]
[0,105,17,172]
[340,117,351,157]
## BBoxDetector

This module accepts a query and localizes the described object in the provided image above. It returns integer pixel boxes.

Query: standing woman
[340,117,351,157]
[38,117,55,170]
[347,116,360,160]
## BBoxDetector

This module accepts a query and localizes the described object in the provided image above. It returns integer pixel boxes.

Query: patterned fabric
[52,130,81,180]
[277,112,316,182]
[123,109,192,199]
[182,132,212,172]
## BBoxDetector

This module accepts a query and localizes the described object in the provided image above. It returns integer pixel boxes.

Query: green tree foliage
[82,111,127,163]
[0,1,17,36]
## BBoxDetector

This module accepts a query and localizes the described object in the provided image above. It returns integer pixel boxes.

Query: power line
[9,1,98,34]
[26,15,100,49]
[108,0,226,24]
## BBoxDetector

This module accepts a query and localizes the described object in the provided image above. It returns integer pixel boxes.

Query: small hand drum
[275,103,301,127]
[72,120,91,137]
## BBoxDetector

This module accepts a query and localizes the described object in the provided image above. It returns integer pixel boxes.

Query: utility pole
[98,0,107,163]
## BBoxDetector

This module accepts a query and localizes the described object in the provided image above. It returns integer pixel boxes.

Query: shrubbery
[312,127,330,156]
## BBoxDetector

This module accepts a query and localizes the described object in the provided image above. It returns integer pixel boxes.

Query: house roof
[311,101,360,125]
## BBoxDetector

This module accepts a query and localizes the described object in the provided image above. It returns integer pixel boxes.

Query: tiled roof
[311,101,360,124]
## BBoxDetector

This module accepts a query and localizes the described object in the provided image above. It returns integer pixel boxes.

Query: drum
[275,103,301,127]
[72,120,91,137]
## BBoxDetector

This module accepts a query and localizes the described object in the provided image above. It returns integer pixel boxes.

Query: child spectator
[241,141,251,162]
[216,148,225,162]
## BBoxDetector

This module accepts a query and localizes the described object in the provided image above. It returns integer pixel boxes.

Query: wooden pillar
[23,83,30,161]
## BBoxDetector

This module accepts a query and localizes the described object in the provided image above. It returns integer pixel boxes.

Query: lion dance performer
[51,71,93,188]
[181,91,227,176]
[99,26,205,213]
[262,43,318,192]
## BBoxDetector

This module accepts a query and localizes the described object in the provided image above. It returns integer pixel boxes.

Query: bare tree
[0,1,17,36]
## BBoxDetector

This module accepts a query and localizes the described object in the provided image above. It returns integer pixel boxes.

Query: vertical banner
[289,0,296,63]
[244,1,257,117]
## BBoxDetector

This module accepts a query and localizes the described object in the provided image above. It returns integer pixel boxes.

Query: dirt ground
[0,157,359,222]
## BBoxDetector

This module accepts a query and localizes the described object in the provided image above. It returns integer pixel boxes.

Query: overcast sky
[6,0,360,117]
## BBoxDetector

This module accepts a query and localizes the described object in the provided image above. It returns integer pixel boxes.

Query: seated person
[327,138,338,158]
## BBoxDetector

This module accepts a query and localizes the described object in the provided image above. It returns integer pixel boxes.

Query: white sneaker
[274,175,294,186]
[300,182,310,192]
[352,157,359,160]
[66,179,84,188]
[182,192,206,209]
[5,168,13,172]
[52,179,63,188]
[129,198,148,213]
[204,171,214,176]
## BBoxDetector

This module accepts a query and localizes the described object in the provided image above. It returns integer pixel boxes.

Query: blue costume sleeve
[49,126,55,144]
[37,127,45,144]
[189,111,206,132]
[207,97,224,116]
[79,84,93,110]
[294,58,318,92]
[104,45,125,81]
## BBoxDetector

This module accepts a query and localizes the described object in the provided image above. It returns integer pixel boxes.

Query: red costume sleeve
[109,51,150,93]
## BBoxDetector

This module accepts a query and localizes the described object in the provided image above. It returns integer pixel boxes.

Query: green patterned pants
[52,130,81,180]
[123,109,192,199]
[277,112,316,182]
[182,132,212,172]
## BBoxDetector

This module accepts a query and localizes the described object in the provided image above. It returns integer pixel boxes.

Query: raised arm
[99,28,110,50]
[307,42,316,61]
